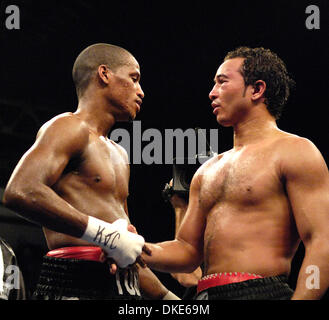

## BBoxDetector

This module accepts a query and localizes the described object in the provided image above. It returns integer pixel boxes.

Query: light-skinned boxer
[142,47,329,300]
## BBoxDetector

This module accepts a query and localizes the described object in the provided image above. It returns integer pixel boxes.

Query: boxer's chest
[199,146,280,209]
[78,136,129,198]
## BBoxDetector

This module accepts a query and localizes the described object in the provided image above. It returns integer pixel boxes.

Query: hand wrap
[81,216,145,268]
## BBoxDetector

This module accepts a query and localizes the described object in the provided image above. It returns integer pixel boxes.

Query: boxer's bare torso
[38,112,131,250]
[198,130,300,277]
[142,54,329,299]
[3,45,178,300]
[4,52,145,252]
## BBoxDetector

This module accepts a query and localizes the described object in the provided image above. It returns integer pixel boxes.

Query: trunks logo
[116,269,141,297]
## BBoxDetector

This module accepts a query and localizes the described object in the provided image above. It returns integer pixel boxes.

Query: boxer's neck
[75,98,116,138]
[233,113,278,148]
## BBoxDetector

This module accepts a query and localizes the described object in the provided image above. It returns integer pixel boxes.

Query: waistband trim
[198,272,263,294]
[47,247,104,262]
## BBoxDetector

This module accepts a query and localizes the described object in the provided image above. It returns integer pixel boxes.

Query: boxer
[3,43,179,300]
[142,47,329,300]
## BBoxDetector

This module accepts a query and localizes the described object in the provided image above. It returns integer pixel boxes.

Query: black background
[0,0,328,299]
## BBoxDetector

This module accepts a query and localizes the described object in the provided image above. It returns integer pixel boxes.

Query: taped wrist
[81,216,123,250]
[81,216,144,268]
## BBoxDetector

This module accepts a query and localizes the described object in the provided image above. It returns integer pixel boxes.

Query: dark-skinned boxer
[3,43,179,300]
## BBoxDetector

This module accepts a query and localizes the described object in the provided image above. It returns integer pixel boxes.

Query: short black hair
[72,43,133,99]
[225,47,295,119]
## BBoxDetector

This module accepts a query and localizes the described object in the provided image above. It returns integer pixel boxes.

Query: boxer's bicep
[284,138,329,244]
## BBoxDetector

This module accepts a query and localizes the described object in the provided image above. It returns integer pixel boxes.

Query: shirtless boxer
[143,47,329,300]
[2,43,179,300]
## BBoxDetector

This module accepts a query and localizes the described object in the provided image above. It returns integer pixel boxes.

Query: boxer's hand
[107,258,118,275]
[81,216,145,268]
[105,224,152,273]
[128,224,152,267]
[99,252,117,275]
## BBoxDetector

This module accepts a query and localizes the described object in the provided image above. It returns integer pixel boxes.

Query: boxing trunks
[32,247,141,300]
[196,272,294,300]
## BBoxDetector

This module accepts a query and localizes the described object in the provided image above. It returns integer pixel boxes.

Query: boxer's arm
[283,138,329,300]
[121,201,179,299]
[3,115,144,268]
[3,115,90,236]
[168,190,202,287]
[138,266,180,300]
[142,173,206,273]
[171,268,202,288]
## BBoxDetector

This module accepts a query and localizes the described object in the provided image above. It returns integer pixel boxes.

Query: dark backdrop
[0,0,328,299]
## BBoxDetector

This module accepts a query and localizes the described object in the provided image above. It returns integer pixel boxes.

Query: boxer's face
[107,56,144,121]
[209,57,252,127]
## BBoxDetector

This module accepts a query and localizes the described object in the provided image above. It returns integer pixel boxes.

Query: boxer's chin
[116,111,135,123]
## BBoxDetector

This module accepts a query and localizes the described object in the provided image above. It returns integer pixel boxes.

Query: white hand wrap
[81,216,145,268]
[162,291,181,300]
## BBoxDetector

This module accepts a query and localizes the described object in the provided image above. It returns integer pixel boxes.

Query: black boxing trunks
[196,272,294,300]
[32,247,142,300]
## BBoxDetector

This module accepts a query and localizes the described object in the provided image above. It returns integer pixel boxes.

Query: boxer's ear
[98,65,111,85]
[251,80,266,102]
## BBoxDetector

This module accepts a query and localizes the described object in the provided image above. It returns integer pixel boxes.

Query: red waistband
[197,272,263,294]
[47,247,104,262]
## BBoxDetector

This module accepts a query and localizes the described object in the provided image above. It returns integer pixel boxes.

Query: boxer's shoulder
[192,151,228,186]
[40,112,88,133]
[272,131,317,158]
[108,139,129,160]
[271,131,322,177]
[36,112,90,151]
[39,112,88,136]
